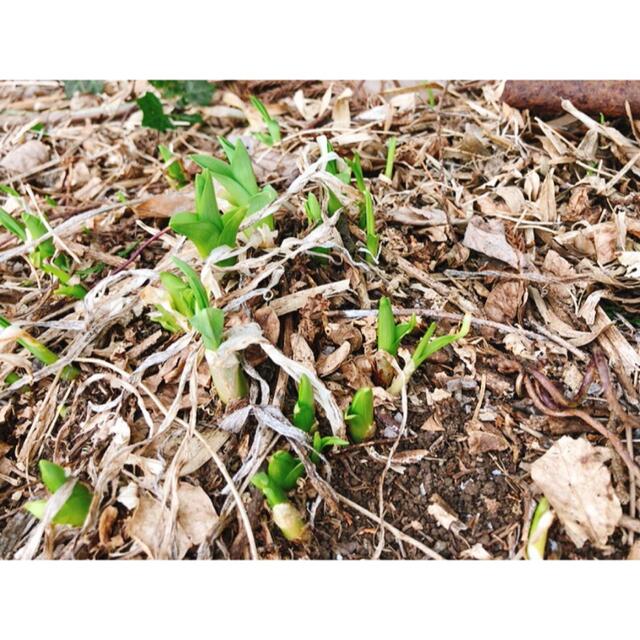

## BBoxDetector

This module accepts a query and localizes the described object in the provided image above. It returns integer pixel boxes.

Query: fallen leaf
[98,505,119,546]
[133,189,194,219]
[484,280,526,324]
[290,332,316,372]
[1,140,50,173]
[127,494,191,559]
[460,543,492,560]
[176,483,218,546]
[627,541,640,560]
[530,436,622,548]
[427,496,467,535]
[179,429,230,476]
[467,428,509,455]
[421,415,444,432]
[316,342,351,377]
[462,216,521,268]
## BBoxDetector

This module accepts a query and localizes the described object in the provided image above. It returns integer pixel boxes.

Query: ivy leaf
[137,92,175,132]
[150,80,215,106]
[63,80,104,98]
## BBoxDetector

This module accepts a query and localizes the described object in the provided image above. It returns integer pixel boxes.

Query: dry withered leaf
[484,280,526,324]
[531,436,622,548]
[133,189,194,218]
[1,140,50,173]
[316,342,351,377]
[290,332,316,372]
[176,482,218,546]
[462,216,521,268]
[467,427,509,455]
[427,496,467,535]
[98,505,119,547]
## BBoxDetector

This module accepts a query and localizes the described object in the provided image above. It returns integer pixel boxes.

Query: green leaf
[377,296,397,355]
[76,262,106,280]
[22,212,55,264]
[230,140,259,196]
[267,450,304,491]
[0,207,26,241]
[250,95,281,146]
[169,215,220,259]
[54,283,88,300]
[0,184,21,198]
[251,471,288,508]
[412,314,471,368]
[136,92,175,132]
[305,193,322,226]
[190,307,225,351]
[159,271,195,318]
[345,387,375,443]
[191,154,235,179]
[349,153,366,193]
[39,460,67,493]
[63,80,104,98]
[26,460,92,527]
[153,304,183,333]
[172,257,209,313]
[292,373,316,432]
[195,170,222,229]
[159,145,188,189]
[150,80,214,107]
[385,136,397,180]
[218,206,246,249]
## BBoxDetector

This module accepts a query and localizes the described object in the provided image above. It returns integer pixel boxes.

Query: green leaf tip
[345,387,375,443]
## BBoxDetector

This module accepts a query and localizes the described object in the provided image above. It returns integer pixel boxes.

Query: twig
[110,226,170,276]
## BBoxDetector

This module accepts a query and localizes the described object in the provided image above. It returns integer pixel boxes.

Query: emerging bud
[272,502,308,542]
[345,387,375,443]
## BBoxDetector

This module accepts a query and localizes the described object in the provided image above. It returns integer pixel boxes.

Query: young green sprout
[169,169,246,263]
[526,496,553,560]
[24,460,92,527]
[363,191,379,265]
[0,208,87,299]
[191,138,277,235]
[0,314,79,382]
[384,136,397,180]
[158,144,188,189]
[292,373,317,432]
[250,95,281,146]
[345,387,375,443]
[374,297,417,385]
[268,450,305,492]
[251,472,307,542]
[152,257,248,404]
[322,139,351,215]
[304,193,331,260]
[388,314,472,397]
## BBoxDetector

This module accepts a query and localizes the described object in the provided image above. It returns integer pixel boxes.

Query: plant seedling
[191,138,277,235]
[384,136,397,180]
[24,460,92,527]
[137,92,176,131]
[251,472,307,542]
[375,297,417,385]
[158,144,188,190]
[322,138,351,215]
[310,433,348,464]
[169,169,247,263]
[0,208,87,299]
[267,450,305,492]
[345,387,375,443]
[377,297,417,357]
[153,257,248,404]
[0,314,79,382]
[304,193,331,260]
[363,191,379,264]
[250,95,281,146]
[292,373,317,433]
[388,314,472,396]
[526,496,553,560]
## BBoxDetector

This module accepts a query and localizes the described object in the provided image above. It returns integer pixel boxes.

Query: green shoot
[427,87,436,109]
[376,297,416,357]
[375,297,416,386]
[24,460,92,527]
[526,497,553,560]
[384,136,397,180]
[156,258,246,404]
[251,471,306,541]
[363,191,379,264]
[323,139,351,215]
[345,387,375,443]
[267,450,304,492]
[191,138,277,235]
[170,169,247,263]
[0,314,79,382]
[0,208,87,299]
[292,373,317,433]
[304,193,322,226]
[159,144,188,189]
[310,433,348,464]
[250,95,281,146]
[388,314,471,396]
[349,152,366,194]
